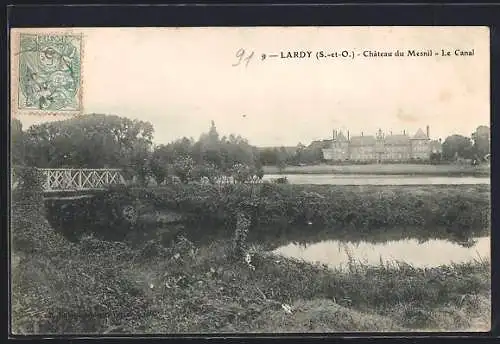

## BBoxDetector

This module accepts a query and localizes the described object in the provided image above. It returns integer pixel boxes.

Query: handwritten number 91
[232,48,254,67]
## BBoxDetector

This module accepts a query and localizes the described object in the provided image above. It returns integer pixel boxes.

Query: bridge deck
[43,188,108,193]
[42,187,108,200]
[44,194,97,201]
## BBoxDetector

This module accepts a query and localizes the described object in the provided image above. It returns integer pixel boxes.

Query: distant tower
[426,125,430,138]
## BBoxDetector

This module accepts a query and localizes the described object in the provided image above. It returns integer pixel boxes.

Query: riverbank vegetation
[12,196,490,334]
[41,183,491,246]
[262,163,490,176]
[135,183,490,242]
[11,173,491,334]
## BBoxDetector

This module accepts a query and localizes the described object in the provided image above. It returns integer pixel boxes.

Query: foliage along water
[263,174,491,185]
[46,198,490,271]
[43,181,490,271]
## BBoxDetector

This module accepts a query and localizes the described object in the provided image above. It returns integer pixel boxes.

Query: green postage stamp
[11,29,84,116]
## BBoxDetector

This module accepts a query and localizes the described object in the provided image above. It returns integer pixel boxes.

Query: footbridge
[41,168,127,201]
[12,167,145,228]
[12,167,127,200]
[39,168,126,192]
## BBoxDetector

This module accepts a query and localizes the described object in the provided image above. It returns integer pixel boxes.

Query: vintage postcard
[10,27,491,335]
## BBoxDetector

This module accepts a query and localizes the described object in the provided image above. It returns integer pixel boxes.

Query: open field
[10,181,491,334]
[263,163,491,176]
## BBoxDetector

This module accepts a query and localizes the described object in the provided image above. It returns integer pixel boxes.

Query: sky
[12,27,490,147]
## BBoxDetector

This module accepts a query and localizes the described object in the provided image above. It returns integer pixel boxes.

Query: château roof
[412,128,429,140]
[336,131,348,142]
[430,140,442,150]
[350,135,376,146]
[385,134,410,145]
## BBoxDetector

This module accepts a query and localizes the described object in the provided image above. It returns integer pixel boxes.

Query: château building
[322,126,439,162]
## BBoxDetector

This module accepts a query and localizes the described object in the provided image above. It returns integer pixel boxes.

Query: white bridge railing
[38,168,126,192]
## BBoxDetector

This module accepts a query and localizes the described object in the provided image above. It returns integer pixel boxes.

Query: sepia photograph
[10,26,491,334]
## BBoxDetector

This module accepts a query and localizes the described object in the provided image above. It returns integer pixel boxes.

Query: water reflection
[264,174,490,185]
[274,236,490,270]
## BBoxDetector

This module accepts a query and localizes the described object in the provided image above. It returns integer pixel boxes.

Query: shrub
[144,184,489,238]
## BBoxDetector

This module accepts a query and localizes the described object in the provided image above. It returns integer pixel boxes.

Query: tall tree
[23,114,154,174]
[207,120,219,145]
[259,148,278,165]
[11,118,25,166]
[276,147,289,172]
[196,121,223,166]
[471,126,490,160]
[442,135,474,161]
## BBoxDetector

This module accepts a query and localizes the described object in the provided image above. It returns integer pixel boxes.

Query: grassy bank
[12,207,490,334]
[12,190,491,334]
[139,184,490,241]
[263,163,490,176]
[11,173,491,333]
[43,183,490,247]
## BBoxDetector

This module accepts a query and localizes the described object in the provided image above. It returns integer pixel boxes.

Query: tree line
[11,114,269,185]
[11,113,490,185]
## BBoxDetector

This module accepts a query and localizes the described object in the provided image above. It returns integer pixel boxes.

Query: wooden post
[78,171,82,189]
[119,172,126,184]
[65,170,71,189]
[46,170,51,191]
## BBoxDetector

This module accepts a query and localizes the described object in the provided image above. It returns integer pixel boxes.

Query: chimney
[347,130,350,141]
[426,125,430,138]
[403,129,406,135]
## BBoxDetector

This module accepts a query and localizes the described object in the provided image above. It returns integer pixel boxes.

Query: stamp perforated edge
[10,28,85,118]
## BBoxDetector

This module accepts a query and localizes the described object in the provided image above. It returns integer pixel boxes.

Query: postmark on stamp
[11,30,84,116]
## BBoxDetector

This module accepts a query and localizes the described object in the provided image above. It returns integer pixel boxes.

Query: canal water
[263,174,490,185]
[273,236,490,270]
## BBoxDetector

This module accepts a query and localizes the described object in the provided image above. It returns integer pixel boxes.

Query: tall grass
[11,173,490,334]
[11,209,490,334]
